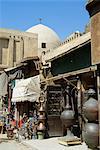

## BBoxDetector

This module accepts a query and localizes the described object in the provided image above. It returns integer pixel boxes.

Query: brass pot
[37,122,46,131]
[83,123,99,149]
[83,97,98,121]
[60,104,74,128]
[39,104,45,112]
[38,114,46,122]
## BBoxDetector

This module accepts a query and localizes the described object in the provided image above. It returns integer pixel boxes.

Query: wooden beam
[20,56,39,63]
[41,65,97,84]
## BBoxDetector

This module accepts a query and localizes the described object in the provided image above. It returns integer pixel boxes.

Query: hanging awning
[11,75,40,103]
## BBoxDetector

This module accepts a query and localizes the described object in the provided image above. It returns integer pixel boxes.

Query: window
[41,43,46,48]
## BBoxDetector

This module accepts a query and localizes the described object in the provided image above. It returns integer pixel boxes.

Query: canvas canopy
[11,75,40,102]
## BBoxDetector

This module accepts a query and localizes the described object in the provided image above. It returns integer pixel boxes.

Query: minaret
[86,0,100,65]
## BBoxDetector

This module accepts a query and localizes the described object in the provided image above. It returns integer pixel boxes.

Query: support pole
[77,79,83,140]
[8,84,11,113]
[97,72,100,149]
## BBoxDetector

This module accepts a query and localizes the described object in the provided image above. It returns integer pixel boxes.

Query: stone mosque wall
[0,28,38,68]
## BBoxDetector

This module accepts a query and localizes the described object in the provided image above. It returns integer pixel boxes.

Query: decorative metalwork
[60,85,75,137]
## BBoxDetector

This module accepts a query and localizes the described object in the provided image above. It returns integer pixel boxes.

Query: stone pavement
[22,137,89,150]
[0,134,89,150]
[0,134,32,150]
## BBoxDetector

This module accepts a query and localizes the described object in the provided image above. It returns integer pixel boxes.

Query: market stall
[11,75,40,120]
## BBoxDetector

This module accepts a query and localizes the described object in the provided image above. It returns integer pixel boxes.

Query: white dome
[26,24,61,51]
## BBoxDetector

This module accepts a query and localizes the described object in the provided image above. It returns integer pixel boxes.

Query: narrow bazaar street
[0,134,90,150]
[0,0,100,150]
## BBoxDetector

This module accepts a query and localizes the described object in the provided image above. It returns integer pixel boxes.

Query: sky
[0,0,89,41]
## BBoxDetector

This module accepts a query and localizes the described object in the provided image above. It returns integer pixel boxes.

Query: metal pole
[97,72,100,149]
[8,84,11,113]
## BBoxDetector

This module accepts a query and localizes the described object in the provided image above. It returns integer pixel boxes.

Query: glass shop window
[41,43,46,48]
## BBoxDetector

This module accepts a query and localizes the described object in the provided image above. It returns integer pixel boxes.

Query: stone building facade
[0,28,38,72]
